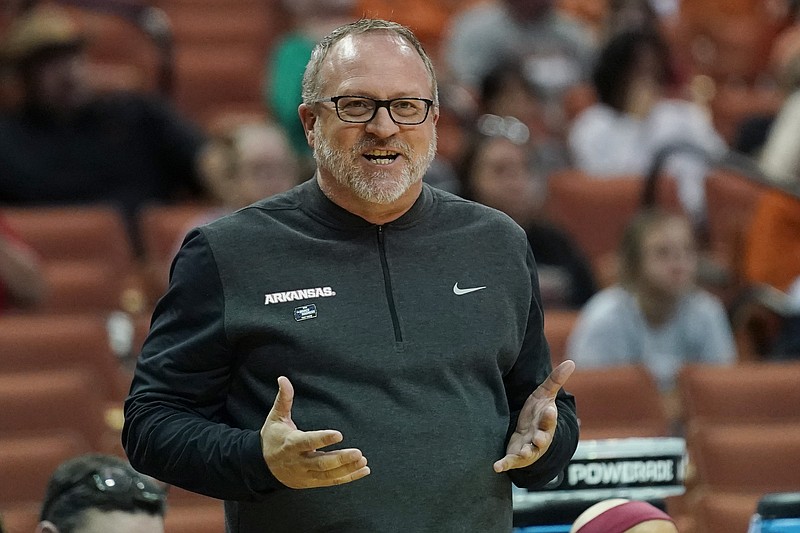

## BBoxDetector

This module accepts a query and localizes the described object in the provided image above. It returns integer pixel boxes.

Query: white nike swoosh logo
[453,282,487,295]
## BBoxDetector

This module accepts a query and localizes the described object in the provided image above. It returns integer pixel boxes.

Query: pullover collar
[298,176,435,231]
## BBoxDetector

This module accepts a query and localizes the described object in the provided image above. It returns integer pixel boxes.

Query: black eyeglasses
[312,95,434,125]
[42,465,166,520]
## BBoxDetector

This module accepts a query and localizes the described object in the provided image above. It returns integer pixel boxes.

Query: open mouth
[363,149,401,165]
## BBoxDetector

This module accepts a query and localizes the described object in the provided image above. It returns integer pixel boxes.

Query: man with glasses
[123,18,578,532]
[36,454,166,533]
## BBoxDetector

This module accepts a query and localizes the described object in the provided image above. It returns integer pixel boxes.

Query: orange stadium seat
[0,370,119,452]
[0,432,91,506]
[173,44,265,126]
[163,486,224,533]
[703,168,770,297]
[137,203,209,302]
[566,365,670,440]
[687,491,760,533]
[0,313,131,401]
[545,169,682,285]
[164,502,225,533]
[0,502,42,533]
[2,205,134,268]
[543,310,578,366]
[39,261,125,314]
[687,422,800,495]
[678,361,800,428]
[3,205,140,313]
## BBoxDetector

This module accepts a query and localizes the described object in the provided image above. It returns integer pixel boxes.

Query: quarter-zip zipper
[377,225,403,342]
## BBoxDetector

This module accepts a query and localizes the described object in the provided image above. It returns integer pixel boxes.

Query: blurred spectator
[443,0,596,133]
[157,120,302,288]
[0,212,45,312]
[743,189,800,359]
[568,29,727,224]
[479,60,571,179]
[37,453,166,533]
[570,498,678,533]
[566,209,735,392]
[601,0,667,40]
[0,5,208,226]
[263,0,354,164]
[459,116,597,308]
[757,15,800,184]
[200,120,301,217]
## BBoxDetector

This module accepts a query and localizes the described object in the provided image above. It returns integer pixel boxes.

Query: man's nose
[364,107,400,138]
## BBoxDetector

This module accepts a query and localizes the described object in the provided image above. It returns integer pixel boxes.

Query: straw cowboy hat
[2,5,85,66]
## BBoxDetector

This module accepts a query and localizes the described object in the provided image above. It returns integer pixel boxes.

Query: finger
[532,360,575,400]
[304,464,372,488]
[507,437,540,460]
[306,448,364,471]
[531,426,553,452]
[308,455,369,481]
[285,429,343,453]
[536,405,558,433]
[493,452,535,473]
[269,376,294,421]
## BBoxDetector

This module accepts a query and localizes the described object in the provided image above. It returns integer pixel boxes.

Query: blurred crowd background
[1,0,800,532]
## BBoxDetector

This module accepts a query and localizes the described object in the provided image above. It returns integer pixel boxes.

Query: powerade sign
[526,438,687,495]
[562,455,681,490]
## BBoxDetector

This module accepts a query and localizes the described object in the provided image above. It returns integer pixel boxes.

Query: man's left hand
[493,360,576,473]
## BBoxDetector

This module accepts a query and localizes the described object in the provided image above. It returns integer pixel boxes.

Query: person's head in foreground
[570,498,678,533]
[298,18,438,219]
[36,454,166,533]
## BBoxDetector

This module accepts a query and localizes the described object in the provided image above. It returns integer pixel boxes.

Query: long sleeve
[759,90,800,185]
[122,229,284,500]
[504,246,579,489]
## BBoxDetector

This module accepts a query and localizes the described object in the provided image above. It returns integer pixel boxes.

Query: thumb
[269,376,294,420]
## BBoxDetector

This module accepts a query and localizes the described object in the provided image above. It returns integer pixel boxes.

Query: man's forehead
[328,32,417,64]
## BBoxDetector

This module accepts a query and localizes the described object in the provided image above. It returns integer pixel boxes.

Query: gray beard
[313,123,437,205]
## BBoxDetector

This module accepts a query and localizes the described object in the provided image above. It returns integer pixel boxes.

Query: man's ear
[298,103,317,149]
[36,520,59,533]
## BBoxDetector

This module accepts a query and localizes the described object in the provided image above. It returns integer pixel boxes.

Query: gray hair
[301,19,439,106]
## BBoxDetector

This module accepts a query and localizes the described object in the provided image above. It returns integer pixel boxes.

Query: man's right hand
[260,376,370,489]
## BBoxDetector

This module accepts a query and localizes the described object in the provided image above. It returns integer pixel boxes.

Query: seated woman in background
[459,116,597,309]
[568,29,727,224]
[566,209,735,392]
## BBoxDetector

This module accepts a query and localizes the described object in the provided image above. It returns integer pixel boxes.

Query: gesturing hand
[493,360,575,473]
[260,376,371,489]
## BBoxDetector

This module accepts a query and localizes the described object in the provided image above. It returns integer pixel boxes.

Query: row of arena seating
[2,357,799,532]
[0,165,773,319]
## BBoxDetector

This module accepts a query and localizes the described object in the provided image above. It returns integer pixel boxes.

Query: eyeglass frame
[310,95,436,125]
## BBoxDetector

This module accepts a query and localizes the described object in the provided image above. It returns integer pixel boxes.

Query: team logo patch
[264,286,336,305]
[294,304,317,322]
